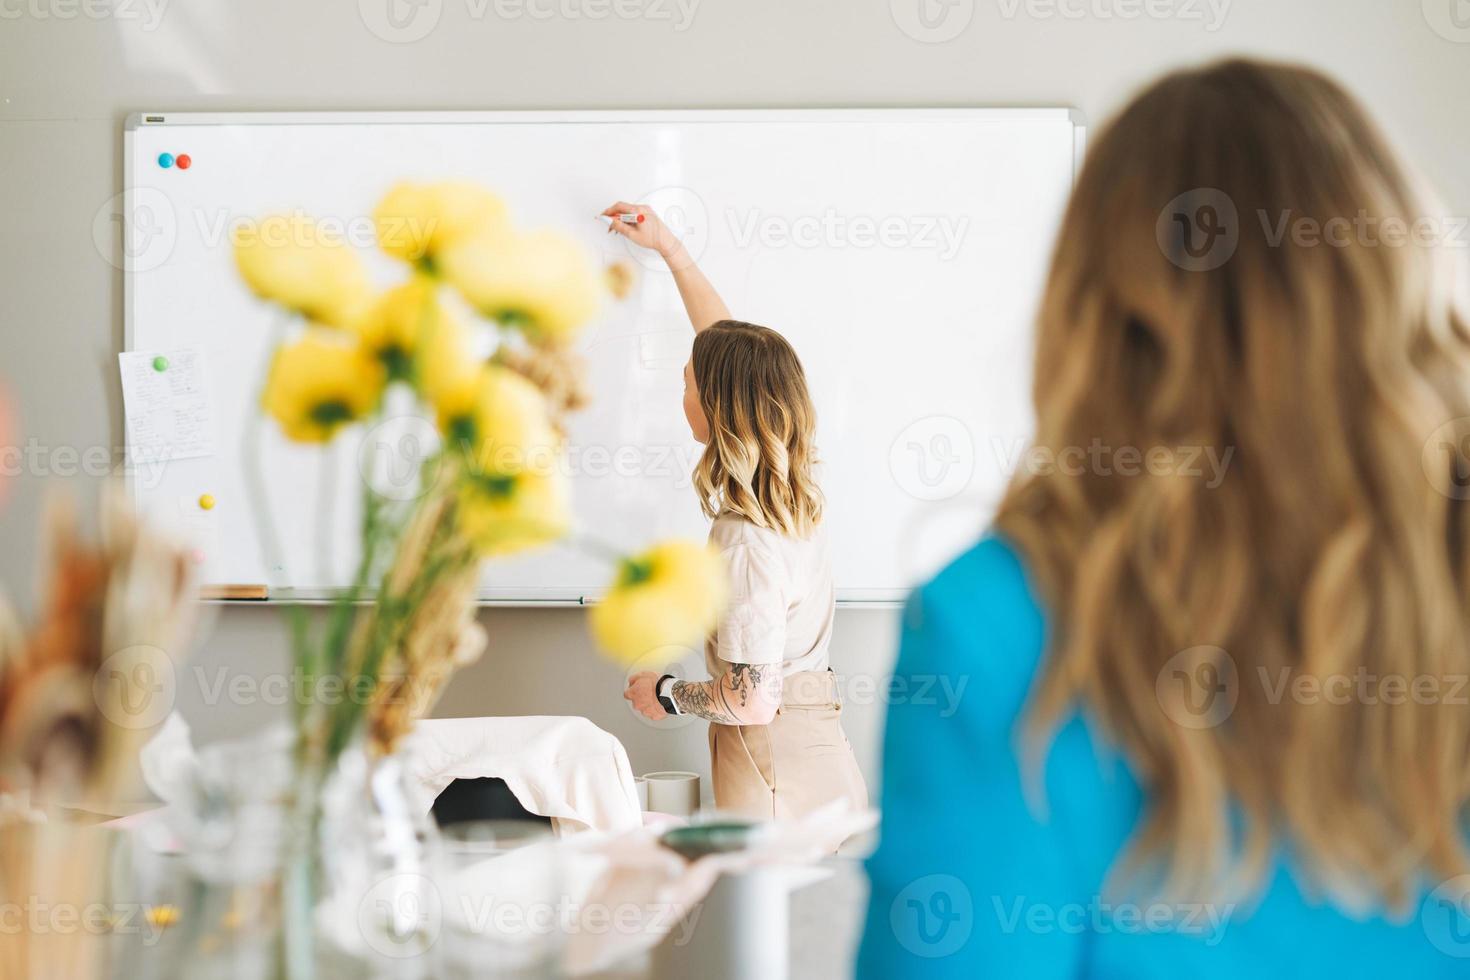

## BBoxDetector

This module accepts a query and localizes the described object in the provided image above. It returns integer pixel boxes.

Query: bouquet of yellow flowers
[233,182,726,772]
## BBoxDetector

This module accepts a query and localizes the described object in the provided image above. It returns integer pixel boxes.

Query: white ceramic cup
[634,775,650,811]
[641,771,700,816]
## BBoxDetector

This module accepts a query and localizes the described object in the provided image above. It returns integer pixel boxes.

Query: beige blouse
[703,513,835,679]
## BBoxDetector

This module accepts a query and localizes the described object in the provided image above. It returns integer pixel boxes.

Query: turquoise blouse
[857,536,1470,978]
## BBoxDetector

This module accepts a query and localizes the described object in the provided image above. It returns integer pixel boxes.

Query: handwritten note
[119,348,215,464]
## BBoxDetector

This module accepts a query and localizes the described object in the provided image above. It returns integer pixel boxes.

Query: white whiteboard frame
[123,107,1086,607]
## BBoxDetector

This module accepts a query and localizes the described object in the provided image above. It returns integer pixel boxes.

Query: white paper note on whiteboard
[119,348,215,464]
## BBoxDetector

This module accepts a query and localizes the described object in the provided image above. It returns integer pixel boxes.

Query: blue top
[856,536,1470,978]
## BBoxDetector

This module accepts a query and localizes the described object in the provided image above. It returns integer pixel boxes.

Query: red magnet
[175,154,192,170]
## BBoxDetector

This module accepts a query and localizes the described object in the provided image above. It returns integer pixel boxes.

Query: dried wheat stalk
[0,489,197,980]
[365,480,485,757]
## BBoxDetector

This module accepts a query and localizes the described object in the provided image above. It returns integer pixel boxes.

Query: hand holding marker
[601,202,686,260]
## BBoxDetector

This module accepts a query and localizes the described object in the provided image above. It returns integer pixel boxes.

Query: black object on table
[430,776,554,828]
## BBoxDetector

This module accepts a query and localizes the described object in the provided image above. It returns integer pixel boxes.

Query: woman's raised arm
[602,200,731,333]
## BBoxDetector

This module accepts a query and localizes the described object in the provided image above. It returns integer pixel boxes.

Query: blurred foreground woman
[860,58,1470,978]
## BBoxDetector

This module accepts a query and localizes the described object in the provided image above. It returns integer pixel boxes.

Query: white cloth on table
[400,715,642,836]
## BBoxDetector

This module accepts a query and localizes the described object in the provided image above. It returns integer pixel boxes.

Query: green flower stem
[316,459,403,763]
[320,472,387,681]
[243,312,312,725]
[408,282,437,393]
[324,522,473,758]
[325,474,445,754]
[314,442,337,587]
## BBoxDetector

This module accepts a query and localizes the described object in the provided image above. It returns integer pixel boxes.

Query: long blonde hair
[691,321,823,537]
[996,58,1470,907]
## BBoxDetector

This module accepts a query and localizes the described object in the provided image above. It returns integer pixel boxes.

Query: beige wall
[2,0,1468,794]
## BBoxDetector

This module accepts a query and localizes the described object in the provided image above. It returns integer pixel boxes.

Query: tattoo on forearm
[671,663,782,725]
[671,679,741,724]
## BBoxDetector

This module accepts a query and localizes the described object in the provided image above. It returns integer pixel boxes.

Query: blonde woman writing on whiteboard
[606,200,868,821]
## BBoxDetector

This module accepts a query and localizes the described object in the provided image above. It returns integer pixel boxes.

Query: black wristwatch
[655,674,680,715]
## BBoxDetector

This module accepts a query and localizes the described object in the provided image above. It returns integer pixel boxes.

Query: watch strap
[656,674,680,715]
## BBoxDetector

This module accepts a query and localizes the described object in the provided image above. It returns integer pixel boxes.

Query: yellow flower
[352,277,473,390]
[416,301,479,406]
[589,541,728,665]
[233,214,372,327]
[440,230,602,346]
[261,331,385,442]
[437,364,566,555]
[435,363,559,475]
[456,465,570,556]
[374,182,511,273]
[145,905,181,930]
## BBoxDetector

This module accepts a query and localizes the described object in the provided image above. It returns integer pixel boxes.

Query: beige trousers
[708,669,868,820]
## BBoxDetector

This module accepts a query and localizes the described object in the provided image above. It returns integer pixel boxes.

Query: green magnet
[152,356,169,372]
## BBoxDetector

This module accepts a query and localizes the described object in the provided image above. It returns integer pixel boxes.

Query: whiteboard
[122,109,1081,604]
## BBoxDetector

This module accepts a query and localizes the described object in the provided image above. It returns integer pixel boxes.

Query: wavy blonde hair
[997,58,1470,907]
[691,321,823,537]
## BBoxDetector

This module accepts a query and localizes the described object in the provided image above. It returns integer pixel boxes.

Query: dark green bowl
[658,820,765,859]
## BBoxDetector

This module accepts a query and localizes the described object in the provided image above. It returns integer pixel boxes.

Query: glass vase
[109,725,321,980]
[315,742,445,979]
